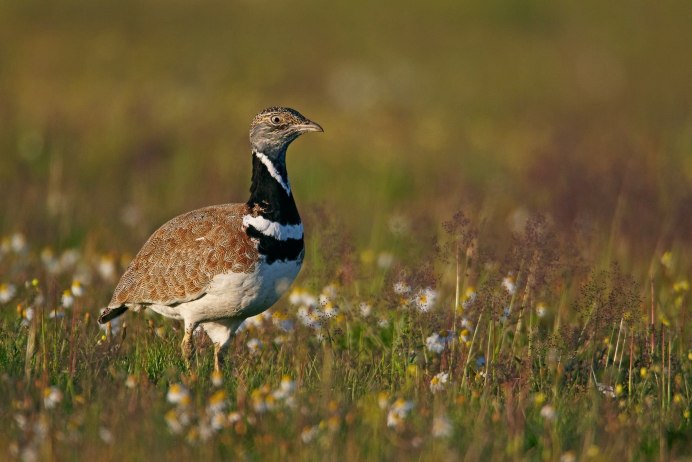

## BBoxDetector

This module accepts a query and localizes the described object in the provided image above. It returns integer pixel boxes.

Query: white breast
[150,257,302,325]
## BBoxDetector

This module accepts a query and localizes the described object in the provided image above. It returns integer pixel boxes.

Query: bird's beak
[295,120,324,133]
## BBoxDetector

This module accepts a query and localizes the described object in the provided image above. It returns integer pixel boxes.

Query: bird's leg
[201,320,240,373]
[181,324,196,369]
[213,343,227,372]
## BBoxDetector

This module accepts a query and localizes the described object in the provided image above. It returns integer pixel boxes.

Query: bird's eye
[271,116,282,125]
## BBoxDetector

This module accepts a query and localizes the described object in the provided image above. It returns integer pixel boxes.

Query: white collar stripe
[243,214,303,241]
[255,151,291,195]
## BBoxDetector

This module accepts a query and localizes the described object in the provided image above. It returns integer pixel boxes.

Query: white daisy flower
[432,414,453,438]
[10,233,27,253]
[377,252,394,269]
[166,383,190,406]
[97,255,117,281]
[413,287,438,312]
[540,404,556,420]
[246,338,262,355]
[211,370,223,388]
[393,281,411,295]
[43,386,63,409]
[425,333,446,354]
[429,371,449,394]
[71,280,84,297]
[502,276,516,295]
[536,302,547,318]
[387,398,414,429]
[61,290,74,308]
[301,425,319,443]
[0,283,17,303]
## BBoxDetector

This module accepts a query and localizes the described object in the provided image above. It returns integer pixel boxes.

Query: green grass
[0,0,691,460]
[0,217,689,460]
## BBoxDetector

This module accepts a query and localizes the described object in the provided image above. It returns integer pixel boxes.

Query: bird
[98,107,322,371]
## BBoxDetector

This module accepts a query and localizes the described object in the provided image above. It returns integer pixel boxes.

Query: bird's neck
[247,149,301,225]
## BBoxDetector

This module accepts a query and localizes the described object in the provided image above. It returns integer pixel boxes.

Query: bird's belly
[173,258,301,323]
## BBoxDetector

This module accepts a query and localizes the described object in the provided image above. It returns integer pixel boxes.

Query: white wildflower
[596,382,615,398]
[167,383,190,406]
[19,446,38,462]
[239,314,264,331]
[272,375,295,400]
[429,371,449,394]
[462,287,476,309]
[71,280,84,297]
[323,304,338,318]
[536,302,547,318]
[207,390,228,414]
[210,412,227,431]
[14,413,28,430]
[97,255,116,281]
[393,281,411,295]
[246,338,262,355]
[297,306,323,329]
[0,283,17,303]
[560,452,577,462]
[211,370,223,387]
[125,375,137,389]
[165,409,185,434]
[251,389,267,413]
[359,302,372,317]
[425,333,445,354]
[387,398,414,429]
[227,411,242,424]
[48,309,65,319]
[502,276,516,295]
[413,287,438,312]
[319,283,338,304]
[61,290,74,308]
[377,391,389,410]
[377,252,394,269]
[59,249,80,271]
[432,414,453,438]
[273,335,290,345]
[289,288,318,307]
[540,404,556,421]
[21,307,34,327]
[11,233,27,253]
[272,312,295,332]
[301,425,319,443]
[43,386,63,409]
[40,247,59,274]
[388,215,410,235]
[99,427,114,444]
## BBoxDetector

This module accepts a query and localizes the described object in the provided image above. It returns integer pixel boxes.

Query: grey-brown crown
[249,107,322,154]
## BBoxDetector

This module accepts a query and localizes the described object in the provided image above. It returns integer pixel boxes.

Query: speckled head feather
[251,107,309,128]
[249,107,323,156]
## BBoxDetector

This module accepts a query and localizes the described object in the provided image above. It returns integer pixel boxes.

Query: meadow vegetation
[0,0,690,460]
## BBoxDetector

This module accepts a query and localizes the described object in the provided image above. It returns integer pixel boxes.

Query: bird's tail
[98,306,128,324]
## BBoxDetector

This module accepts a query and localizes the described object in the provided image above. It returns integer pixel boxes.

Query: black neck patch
[245,226,304,264]
[247,152,301,225]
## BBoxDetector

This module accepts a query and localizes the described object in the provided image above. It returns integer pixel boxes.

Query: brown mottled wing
[108,203,258,308]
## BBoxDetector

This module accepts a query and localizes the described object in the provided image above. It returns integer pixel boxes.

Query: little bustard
[98,107,322,371]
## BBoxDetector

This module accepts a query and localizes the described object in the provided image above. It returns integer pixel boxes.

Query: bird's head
[250,107,323,156]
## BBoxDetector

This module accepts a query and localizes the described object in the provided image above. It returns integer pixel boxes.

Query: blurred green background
[1,0,690,261]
